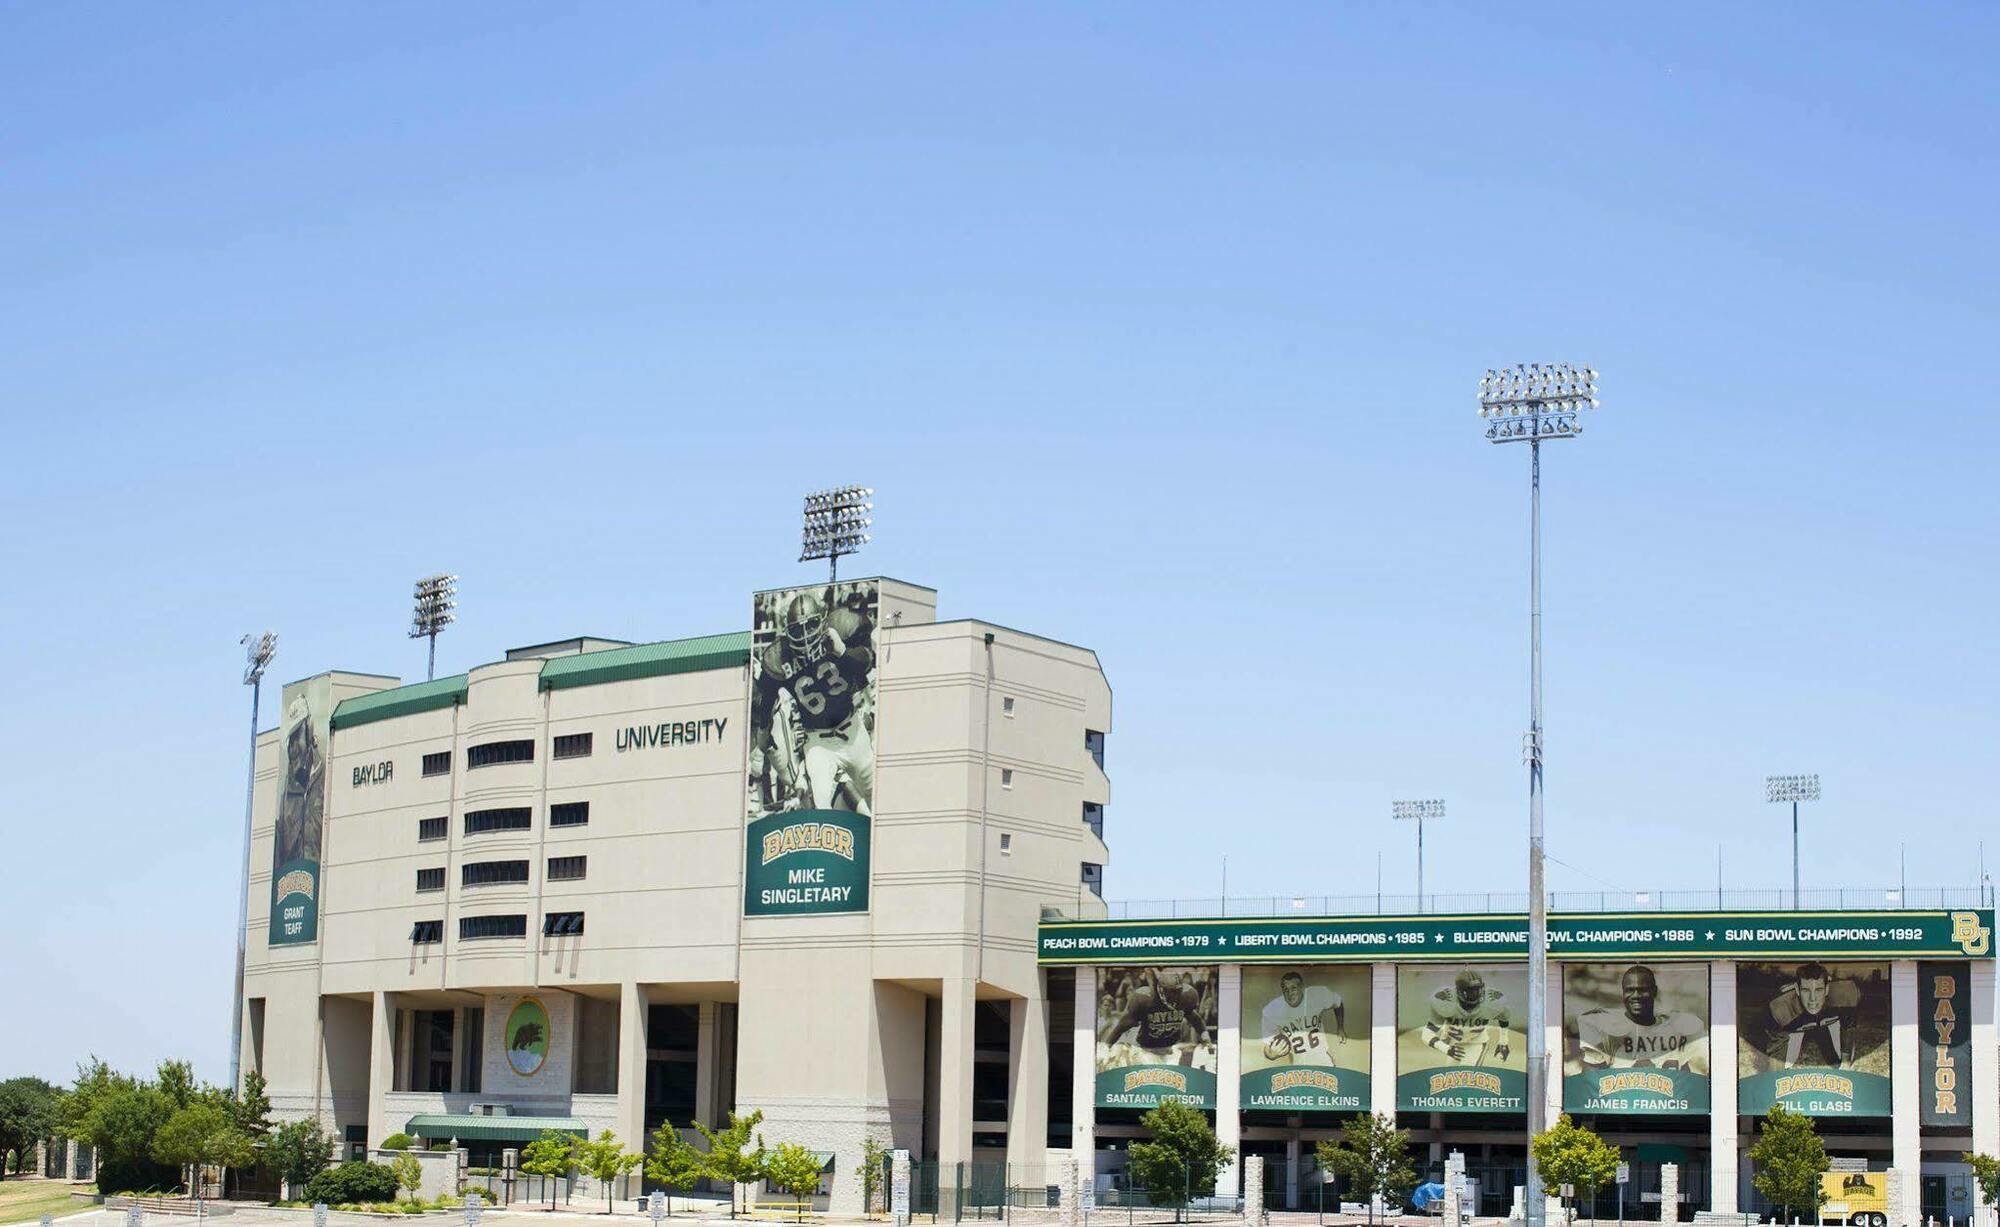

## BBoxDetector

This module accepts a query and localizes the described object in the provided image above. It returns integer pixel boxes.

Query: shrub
[379,1133,415,1151]
[303,1160,401,1205]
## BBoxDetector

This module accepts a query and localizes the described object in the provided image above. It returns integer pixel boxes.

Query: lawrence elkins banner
[1737,961,1892,1116]
[1563,962,1709,1114]
[744,580,879,917]
[268,675,332,946]
[1095,967,1219,1108]
[1397,964,1529,1111]
[1241,966,1371,1111]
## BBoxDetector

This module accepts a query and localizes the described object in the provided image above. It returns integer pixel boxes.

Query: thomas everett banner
[1563,962,1710,1114]
[1737,961,1892,1116]
[1095,967,1219,1109]
[268,675,332,946]
[1397,964,1529,1112]
[1241,965,1371,1112]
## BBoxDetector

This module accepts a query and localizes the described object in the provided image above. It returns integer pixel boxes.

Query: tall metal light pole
[410,574,457,681]
[1765,774,1820,909]
[1392,799,1445,912]
[1478,362,1599,1227]
[229,631,277,1094]
[799,485,874,582]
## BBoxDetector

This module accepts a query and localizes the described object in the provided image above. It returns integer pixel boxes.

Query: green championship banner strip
[1040,910,1994,964]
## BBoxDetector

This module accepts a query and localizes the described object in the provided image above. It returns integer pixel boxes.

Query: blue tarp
[1412,1183,1449,1211]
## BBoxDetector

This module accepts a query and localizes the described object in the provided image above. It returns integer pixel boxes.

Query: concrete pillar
[367,990,397,1149]
[1972,961,1997,1199]
[1892,962,1922,1227]
[1887,1170,1909,1227]
[695,1002,720,1128]
[450,1006,469,1093]
[1285,1134,1302,1210]
[1660,1163,1680,1227]
[1243,1154,1266,1226]
[1708,962,1739,1215]
[33,1140,45,1178]
[1056,1153,1079,1227]
[938,978,976,1168]
[1543,968,1563,1127]
[64,1138,78,1180]
[1008,980,1050,1171]
[618,983,650,1150]
[1071,970,1096,1178]
[1215,964,1242,1198]
[1445,1152,1467,1227]
[1370,963,1397,1118]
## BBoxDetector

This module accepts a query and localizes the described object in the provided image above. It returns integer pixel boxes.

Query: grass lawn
[0,1179,92,1226]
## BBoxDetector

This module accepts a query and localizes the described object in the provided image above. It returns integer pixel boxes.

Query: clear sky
[2,4,1994,1085]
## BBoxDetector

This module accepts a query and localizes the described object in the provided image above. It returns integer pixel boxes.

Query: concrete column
[64,1138,78,1180]
[1887,1170,1909,1227]
[938,978,976,1168]
[1007,979,1050,1171]
[1659,1163,1680,1227]
[1445,1152,1467,1227]
[450,1006,469,1093]
[1891,962,1922,1227]
[695,1002,720,1128]
[1215,964,1242,1198]
[1972,961,1997,1198]
[1543,968,1563,1126]
[1056,1153,1079,1227]
[1370,963,1397,1118]
[1708,961,1739,1215]
[367,990,397,1149]
[1285,1134,1301,1209]
[618,983,650,1150]
[1243,1154,1266,1226]
[1071,969,1096,1176]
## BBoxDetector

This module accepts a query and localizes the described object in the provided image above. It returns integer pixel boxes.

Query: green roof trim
[538,631,750,691]
[404,1114,585,1143]
[331,674,468,730]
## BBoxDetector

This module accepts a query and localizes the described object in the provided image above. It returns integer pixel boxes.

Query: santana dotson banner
[1095,967,1219,1108]
[1918,962,1971,1128]
[1737,961,1891,1116]
[1241,966,1370,1112]
[268,675,332,946]
[744,580,879,917]
[1562,962,1709,1114]
[1397,964,1528,1112]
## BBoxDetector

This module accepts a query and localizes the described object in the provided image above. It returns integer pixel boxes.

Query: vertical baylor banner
[1397,964,1529,1111]
[1241,966,1371,1112]
[268,675,332,945]
[1737,961,1891,1116]
[1095,967,1219,1108]
[744,580,879,916]
[1563,963,1710,1114]
[1918,962,1971,1127]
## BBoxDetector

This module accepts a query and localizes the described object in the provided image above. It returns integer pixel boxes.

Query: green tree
[1531,1116,1621,1224]
[573,1130,643,1214]
[1748,1106,1829,1224]
[155,1061,199,1112]
[646,1122,707,1216]
[1315,1113,1417,1223]
[0,1077,61,1182]
[1964,1154,2000,1216]
[78,1074,175,1193]
[1126,1100,1234,1222]
[267,1119,338,1197]
[763,1143,824,1223]
[694,1110,768,1218]
[229,1072,274,1151]
[520,1131,579,1210]
[857,1137,889,1217]
[152,1103,255,1198]
[390,1151,423,1203]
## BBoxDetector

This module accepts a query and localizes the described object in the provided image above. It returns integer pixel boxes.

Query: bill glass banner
[1737,961,1891,1116]
[1562,963,1710,1114]
[744,580,879,917]
[268,675,332,946]
[1918,962,1971,1128]
[1241,966,1371,1112]
[1397,964,1528,1112]
[1095,967,1219,1109]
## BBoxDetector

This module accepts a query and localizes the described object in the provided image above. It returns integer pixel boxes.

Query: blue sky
[2,4,1994,1084]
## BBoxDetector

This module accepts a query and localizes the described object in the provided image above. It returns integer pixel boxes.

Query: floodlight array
[1766,773,1821,804]
[800,485,874,562]
[1392,799,1446,822]
[1477,363,1600,443]
[241,632,277,686]
[410,573,458,638]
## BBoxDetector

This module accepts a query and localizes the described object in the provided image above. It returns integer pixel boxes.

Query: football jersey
[1767,980,1861,1067]
[757,607,874,733]
[1262,987,1342,1063]
[1428,987,1511,1037]
[1131,984,1199,1051]
[1576,1009,1704,1069]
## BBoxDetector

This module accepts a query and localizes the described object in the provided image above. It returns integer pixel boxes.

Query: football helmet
[785,591,830,662]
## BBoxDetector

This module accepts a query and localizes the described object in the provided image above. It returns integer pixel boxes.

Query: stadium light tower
[1478,362,1600,1227]
[1766,773,1821,910]
[410,573,458,681]
[229,631,277,1094]
[800,485,873,582]
[1392,799,1445,912]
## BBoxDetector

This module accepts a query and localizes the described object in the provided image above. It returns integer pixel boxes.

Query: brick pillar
[1887,1170,1909,1227]
[1659,1163,1679,1227]
[1056,1154,1079,1227]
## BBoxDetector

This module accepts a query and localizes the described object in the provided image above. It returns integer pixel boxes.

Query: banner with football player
[268,674,332,946]
[1737,961,1892,1116]
[1241,966,1370,1112]
[1396,964,1528,1111]
[1095,966,1219,1109]
[1562,962,1709,1114]
[744,580,879,917]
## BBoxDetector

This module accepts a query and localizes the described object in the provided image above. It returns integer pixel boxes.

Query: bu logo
[1949,912,1990,956]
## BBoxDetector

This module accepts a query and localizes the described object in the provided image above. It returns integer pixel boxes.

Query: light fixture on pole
[1392,799,1445,912]
[1478,361,1600,1227]
[1765,774,1820,910]
[229,631,277,1094]
[410,574,457,681]
[799,485,874,582]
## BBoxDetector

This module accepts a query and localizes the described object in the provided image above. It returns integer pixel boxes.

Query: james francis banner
[1096,967,1219,1109]
[1397,964,1528,1112]
[268,675,332,946]
[1737,961,1892,1116]
[1563,962,1710,1114]
[744,580,879,917]
[1241,966,1370,1112]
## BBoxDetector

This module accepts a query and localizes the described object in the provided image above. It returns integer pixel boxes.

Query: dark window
[647,1004,700,1051]
[408,1009,454,1093]
[463,860,529,887]
[421,751,452,777]
[553,732,593,760]
[464,807,531,835]
[459,1008,484,1092]
[411,920,443,944]
[1082,862,1103,897]
[467,739,534,769]
[549,801,590,828]
[459,914,526,940]
[415,867,445,892]
[1083,803,1104,840]
[418,816,447,842]
[1084,729,1105,770]
[547,855,587,882]
[543,911,585,936]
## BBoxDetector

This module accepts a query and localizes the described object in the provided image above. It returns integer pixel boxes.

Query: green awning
[404,1114,586,1143]
[810,1152,836,1172]
[538,632,750,691]
[332,675,468,730]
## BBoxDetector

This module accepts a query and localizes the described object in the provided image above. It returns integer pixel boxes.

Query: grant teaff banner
[1563,962,1710,1114]
[744,579,879,917]
[1095,967,1219,1109]
[1397,964,1529,1112]
[268,675,332,946]
[1919,962,1971,1128]
[1737,961,1891,1116]
[1242,965,1371,1111]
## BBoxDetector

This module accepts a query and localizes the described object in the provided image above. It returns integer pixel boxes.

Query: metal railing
[1080,886,1993,920]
